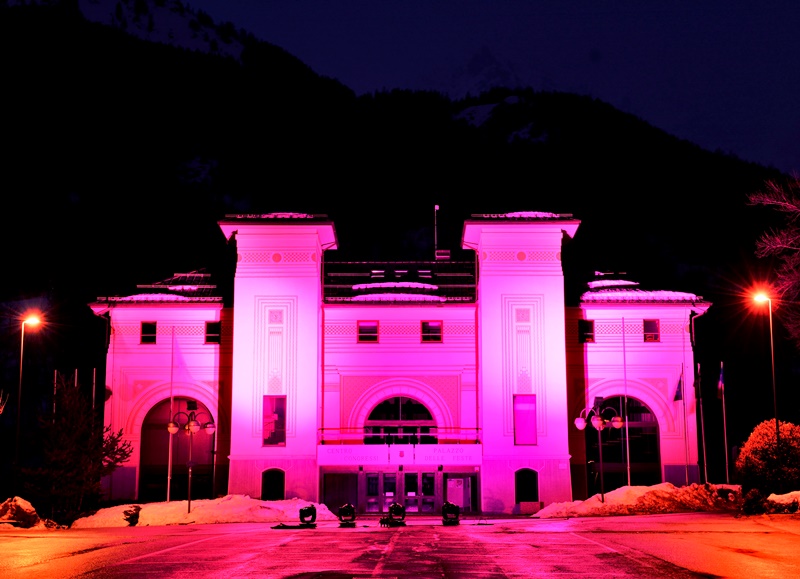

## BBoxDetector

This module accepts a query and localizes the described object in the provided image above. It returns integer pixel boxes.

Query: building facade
[90,211,709,514]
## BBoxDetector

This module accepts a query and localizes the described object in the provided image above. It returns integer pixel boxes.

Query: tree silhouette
[748,176,800,349]
[21,373,133,526]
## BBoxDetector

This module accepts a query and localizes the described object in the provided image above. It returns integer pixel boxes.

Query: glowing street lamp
[15,314,41,468]
[167,410,215,513]
[574,397,624,503]
[754,292,779,447]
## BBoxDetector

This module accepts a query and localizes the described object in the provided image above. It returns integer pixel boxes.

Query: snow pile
[767,490,800,506]
[71,495,338,528]
[534,483,741,518]
[0,497,61,529]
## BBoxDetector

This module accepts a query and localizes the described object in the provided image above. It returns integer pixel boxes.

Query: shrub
[741,488,767,515]
[735,419,800,496]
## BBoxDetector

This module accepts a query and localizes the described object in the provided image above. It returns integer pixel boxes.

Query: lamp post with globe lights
[574,397,624,503]
[15,314,42,468]
[167,410,215,513]
[754,292,779,448]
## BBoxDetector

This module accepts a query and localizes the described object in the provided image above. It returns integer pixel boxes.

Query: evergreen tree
[22,373,132,526]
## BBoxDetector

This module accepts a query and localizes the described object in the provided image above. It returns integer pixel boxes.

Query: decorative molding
[239,251,315,264]
[481,250,559,262]
[253,297,297,438]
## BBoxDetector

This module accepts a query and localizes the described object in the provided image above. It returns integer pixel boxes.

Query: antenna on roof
[434,205,439,254]
[433,205,450,260]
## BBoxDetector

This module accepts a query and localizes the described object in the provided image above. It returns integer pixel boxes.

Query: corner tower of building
[218,213,337,500]
[462,212,580,508]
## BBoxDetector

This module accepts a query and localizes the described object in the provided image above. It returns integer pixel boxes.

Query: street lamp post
[167,410,215,513]
[574,397,624,503]
[754,293,779,448]
[15,314,41,468]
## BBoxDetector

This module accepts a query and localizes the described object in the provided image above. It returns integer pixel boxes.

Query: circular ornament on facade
[517,251,526,261]
[272,253,282,263]
[312,252,317,262]
[556,251,561,261]
[481,251,487,261]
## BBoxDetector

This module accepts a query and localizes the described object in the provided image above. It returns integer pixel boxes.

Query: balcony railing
[318,426,481,445]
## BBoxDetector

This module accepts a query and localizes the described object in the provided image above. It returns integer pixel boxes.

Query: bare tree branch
[749,176,800,348]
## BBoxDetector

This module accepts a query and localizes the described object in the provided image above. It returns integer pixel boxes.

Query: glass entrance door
[365,472,398,513]
[402,471,436,513]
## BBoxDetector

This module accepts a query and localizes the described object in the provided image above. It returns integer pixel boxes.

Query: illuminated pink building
[90,212,709,514]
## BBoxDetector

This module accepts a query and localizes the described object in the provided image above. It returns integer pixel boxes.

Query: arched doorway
[139,397,216,503]
[262,468,286,501]
[583,396,661,497]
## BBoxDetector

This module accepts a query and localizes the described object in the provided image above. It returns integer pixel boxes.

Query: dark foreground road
[2,512,799,578]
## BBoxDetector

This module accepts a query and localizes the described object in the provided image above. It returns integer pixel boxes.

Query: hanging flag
[717,362,725,399]
[674,375,683,401]
[694,363,701,399]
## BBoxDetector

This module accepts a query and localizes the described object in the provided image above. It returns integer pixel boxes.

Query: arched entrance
[583,396,661,497]
[139,397,216,503]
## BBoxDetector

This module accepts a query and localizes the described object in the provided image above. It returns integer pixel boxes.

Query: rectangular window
[421,321,443,342]
[513,394,537,445]
[578,319,595,343]
[141,322,157,344]
[358,321,378,343]
[263,395,286,445]
[643,319,660,342]
[205,321,221,344]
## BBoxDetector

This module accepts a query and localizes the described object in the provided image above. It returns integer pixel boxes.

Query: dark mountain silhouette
[1,3,795,469]
[3,4,782,300]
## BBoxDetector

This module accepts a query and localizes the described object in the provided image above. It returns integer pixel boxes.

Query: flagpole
[697,363,708,483]
[689,311,708,483]
[53,369,57,424]
[434,205,439,254]
[719,361,729,484]
[622,317,631,486]
[167,326,175,502]
[681,364,689,485]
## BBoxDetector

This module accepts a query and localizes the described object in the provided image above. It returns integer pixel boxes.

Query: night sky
[188,0,800,177]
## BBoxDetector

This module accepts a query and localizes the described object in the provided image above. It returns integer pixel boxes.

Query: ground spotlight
[442,501,460,526]
[299,504,317,527]
[338,503,356,527]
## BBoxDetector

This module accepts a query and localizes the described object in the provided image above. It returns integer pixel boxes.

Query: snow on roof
[349,293,447,302]
[582,276,705,303]
[587,279,639,289]
[471,211,569,219]
[261,212,314,219]
[225,212,317,219]
[582,288,704,303]
[352,282,439,291]
[101,293,222,303]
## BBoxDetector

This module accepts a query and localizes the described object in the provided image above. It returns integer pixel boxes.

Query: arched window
[364,396,437,444]
[515,468,539,503]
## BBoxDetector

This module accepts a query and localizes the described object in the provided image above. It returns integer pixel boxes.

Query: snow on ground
[533,482,741,518]
[70,495,338,528]
[4,482,796,529]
